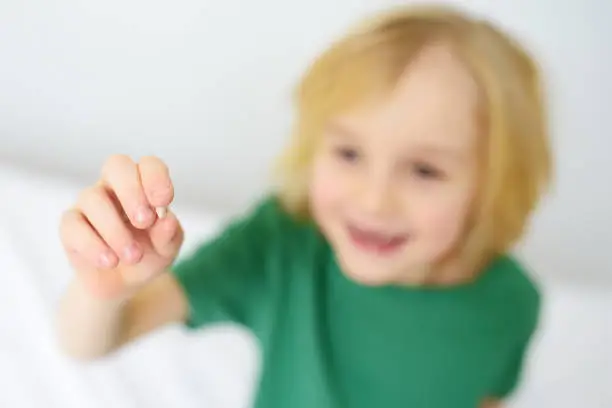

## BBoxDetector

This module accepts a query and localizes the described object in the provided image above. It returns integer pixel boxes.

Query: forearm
[55,279,130,360]
[55,273,187,360]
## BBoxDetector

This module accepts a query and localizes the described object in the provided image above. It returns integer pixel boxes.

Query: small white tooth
[155,206,167,218]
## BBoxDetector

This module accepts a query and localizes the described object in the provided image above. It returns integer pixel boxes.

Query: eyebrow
[413,145,465,161]
[326,121,362,140]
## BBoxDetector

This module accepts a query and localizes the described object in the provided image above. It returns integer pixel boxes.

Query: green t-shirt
[172,196,541,408]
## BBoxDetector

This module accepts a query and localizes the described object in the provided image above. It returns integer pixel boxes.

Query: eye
[334,146,360,163]
[412,162,442,179]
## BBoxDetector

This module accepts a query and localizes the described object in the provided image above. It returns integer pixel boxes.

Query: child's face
[308,44,482,286]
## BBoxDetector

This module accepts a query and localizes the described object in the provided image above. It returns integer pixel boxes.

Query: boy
[57,5,551,407]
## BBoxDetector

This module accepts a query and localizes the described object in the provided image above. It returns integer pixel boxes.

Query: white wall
[0,0,610,285]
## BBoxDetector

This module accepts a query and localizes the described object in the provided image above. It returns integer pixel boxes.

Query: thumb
[149,208,184,260]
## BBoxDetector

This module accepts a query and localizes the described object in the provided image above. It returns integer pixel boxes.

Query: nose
[357,171,397,217]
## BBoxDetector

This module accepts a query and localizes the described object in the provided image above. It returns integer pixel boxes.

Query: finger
[138,156,174,208]
[119,211,182,286]
[101,154,154,229]
[148,210,183,258]
[60,208,118,269]
[76,185,143,265]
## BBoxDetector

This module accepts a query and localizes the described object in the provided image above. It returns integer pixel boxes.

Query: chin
[337,260,397,287]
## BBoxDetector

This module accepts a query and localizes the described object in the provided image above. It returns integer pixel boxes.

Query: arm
[55,272,187,360]
[56,153,281,359]
[55,155,186,360]
[56,195,282,358]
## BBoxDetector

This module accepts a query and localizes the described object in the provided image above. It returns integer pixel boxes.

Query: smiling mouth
[346,224,409,254]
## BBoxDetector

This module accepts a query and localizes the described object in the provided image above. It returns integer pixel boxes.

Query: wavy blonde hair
[274,5,552,265]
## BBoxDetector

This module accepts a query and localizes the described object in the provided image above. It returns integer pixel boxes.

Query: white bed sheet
[0,163,609,408]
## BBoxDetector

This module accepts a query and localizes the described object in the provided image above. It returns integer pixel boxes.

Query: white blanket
[0,163,609,408]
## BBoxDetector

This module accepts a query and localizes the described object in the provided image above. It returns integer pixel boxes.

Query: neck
[426,257,474,286]
[398,255,484,288]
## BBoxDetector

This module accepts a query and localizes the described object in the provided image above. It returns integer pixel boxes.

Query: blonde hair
[274,4,552,265]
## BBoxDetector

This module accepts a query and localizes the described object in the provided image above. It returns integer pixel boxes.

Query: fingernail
[123,243,142,262]
[99,251,116,268]
[135,206,152,225]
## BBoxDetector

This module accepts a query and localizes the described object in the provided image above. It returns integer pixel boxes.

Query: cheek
[414,187,474,242]
[308,157,350,212]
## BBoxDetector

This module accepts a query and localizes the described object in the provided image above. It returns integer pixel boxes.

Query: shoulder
[175,193,324,269]
[218,194,325,256]
[483,254,542,339]
[169,194,325,329]
[492,255,541,304]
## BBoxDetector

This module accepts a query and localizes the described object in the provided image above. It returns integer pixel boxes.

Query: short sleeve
[490,280,542,399]
[170,196,285,331]
[489,342,530,398]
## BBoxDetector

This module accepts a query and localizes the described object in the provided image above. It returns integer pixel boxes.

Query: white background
[0,0,611,285]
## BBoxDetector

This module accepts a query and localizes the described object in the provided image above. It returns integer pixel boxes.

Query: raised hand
[59,155,184,299]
